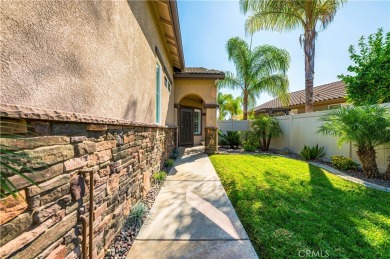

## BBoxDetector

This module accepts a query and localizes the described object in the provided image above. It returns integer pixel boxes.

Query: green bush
[170,149,179,160]
[331,156,358,171]
[165,159,175,167]
[252,117,282,151]
[219,131,241,148]
[243,143,257,152]
[318,105,390,178]
[299,144,325,160]
[153,171,167,184]
[129,201,149,228]
[241,131,259,147]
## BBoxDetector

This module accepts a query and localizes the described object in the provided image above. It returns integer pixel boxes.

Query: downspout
[80,216,87,259]
[80,171,94,259]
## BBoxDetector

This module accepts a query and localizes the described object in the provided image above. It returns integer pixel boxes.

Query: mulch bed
[218,147,390,188]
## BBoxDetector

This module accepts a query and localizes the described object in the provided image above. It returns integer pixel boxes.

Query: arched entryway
[177,94,205,146]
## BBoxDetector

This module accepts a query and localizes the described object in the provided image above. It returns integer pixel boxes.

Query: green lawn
[209,154,390,258]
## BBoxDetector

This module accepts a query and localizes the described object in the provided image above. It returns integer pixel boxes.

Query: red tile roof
[254,81,346,111]
[174,67,225,79]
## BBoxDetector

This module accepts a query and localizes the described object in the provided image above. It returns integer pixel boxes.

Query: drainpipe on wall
[80,216,87,259]
[80,171,94,259]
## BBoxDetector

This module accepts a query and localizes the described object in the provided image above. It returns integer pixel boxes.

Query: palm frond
[217,71,243,91]
[254,74,290,106]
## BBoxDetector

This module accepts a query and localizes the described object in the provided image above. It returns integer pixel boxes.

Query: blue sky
[177,0,390,106]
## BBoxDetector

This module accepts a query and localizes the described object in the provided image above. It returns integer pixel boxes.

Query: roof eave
[174,73,225,79]
[169,0,185,70]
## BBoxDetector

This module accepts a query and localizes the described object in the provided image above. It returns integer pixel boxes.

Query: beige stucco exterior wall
[0,0,175,125]
[293,99,346,114]
[174,79,217,106]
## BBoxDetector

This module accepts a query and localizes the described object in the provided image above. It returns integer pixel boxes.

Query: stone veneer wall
[0,104,176,258]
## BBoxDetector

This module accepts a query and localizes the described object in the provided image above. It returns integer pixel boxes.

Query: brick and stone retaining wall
[0,104,177,258]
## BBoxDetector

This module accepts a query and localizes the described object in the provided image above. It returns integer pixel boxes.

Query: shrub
[252,117,282,151]
[331,156,358,171]
[153,171,167,185]
[219,131,241,149]
[129,201,149,228]
[170,149,179,160]
[241,131,259,147]
[165,159,175,167]
[299,144,325,160]
[318,105,390,178]
[243,143,257,152]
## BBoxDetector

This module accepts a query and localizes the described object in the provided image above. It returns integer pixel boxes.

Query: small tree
[318,105,390,178]
[252,117,282,151]
[339,28,390,105]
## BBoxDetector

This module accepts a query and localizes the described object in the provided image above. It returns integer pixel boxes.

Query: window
[164,76,171,93]
[194,109,201,135]
[156,63,161,123]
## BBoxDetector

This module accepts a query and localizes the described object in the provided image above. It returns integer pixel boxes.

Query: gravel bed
[218,147,390,188]
[104,165,173,259]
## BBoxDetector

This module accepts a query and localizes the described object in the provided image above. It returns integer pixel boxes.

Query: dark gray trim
[204,104,219,109]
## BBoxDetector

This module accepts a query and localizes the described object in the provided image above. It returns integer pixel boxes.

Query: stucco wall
[174,78,217,105]
[292,100,346,114]
[0,0,174,125]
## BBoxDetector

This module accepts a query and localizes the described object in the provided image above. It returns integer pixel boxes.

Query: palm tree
[225,95,243,119]
[318,105,390,178]
[217,92,243,120]
[218,37,290,120]
[217,92,229,120]
[240,0,346,112]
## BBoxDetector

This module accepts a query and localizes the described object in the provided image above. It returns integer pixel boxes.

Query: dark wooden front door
[180,108,193,146]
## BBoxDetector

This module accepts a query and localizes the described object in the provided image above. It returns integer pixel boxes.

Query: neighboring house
[0,1,222,258]
[254,81,346,116]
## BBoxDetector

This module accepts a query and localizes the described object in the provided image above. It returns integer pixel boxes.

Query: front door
[180,108,193,146]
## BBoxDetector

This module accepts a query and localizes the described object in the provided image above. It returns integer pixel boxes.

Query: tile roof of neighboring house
[174,67,225,79]
[254,81,346,111]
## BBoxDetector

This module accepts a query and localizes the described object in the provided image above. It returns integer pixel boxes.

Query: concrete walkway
[127,146,258,259]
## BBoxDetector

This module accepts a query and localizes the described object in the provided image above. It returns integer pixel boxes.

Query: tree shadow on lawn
[222,155,390,258]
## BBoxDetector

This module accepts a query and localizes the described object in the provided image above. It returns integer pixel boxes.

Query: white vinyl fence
[218,120,252,133]
[217,104,390,173]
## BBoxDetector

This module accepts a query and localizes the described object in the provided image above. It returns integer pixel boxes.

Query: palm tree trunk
[304,29,316,113]
[356,146,379,178]
[243,88,248,120]
[384,159,390,180]
[266,133,272,151]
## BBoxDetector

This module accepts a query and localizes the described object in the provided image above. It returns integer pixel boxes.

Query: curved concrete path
[127,146,258,259]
